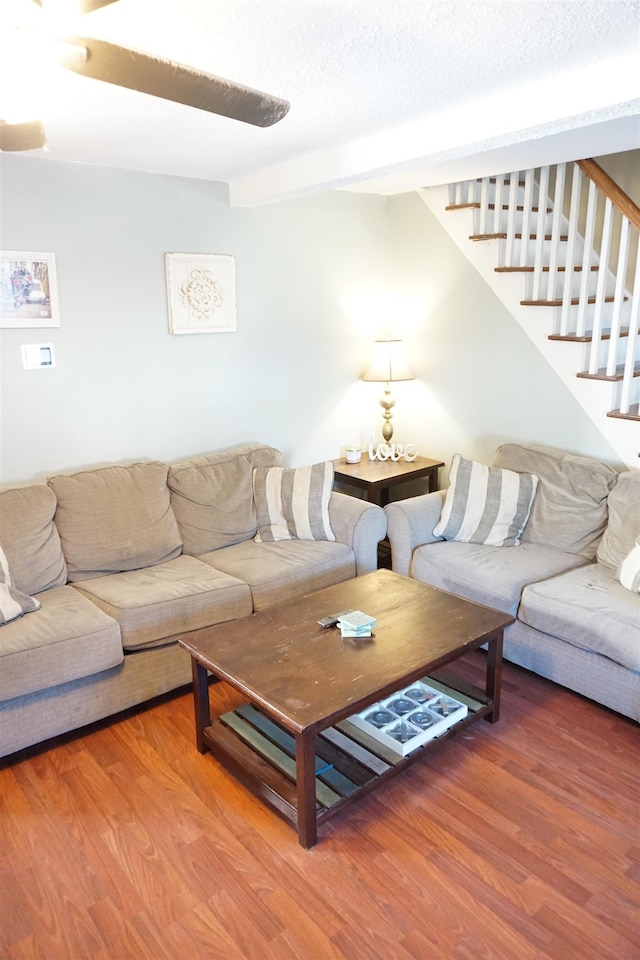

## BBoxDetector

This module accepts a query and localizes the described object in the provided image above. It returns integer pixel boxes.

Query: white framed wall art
[165,252,237,334]
[0,250,60,328]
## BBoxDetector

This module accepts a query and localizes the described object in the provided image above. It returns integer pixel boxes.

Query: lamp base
[379,385,395,442]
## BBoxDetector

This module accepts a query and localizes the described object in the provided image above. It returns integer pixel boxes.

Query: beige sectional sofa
[385,443,640,721]
[0,444,387,759]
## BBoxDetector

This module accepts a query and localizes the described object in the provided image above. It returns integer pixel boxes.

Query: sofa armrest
[329,492,387,575]
[384,491,445,576]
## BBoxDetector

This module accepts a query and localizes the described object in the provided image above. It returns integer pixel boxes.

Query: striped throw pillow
[0,546,41,625]
[619,537,640,592]
[433,454,538,547]
[253,462,336,542]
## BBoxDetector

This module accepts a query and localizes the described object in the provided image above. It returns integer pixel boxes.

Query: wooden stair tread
[448,203,551,213]
[477,177,526,186]
[489,203,551,213]
[470,233,568,242]
[607,404,640,422]
[577,363,640,382]
[549,328,630,343]
[495,265,599,273]
[522,295,626,306]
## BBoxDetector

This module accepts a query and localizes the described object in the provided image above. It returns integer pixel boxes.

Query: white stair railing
[447,160,640,418]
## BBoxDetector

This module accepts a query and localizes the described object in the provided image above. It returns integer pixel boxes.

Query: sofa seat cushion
[0,482,67,594]
[49,461,182,581]
[199,539,355,611]
[0,585,122,702]
[73,555,252,651]
[410,540,587,616]
[493,443,619,559]
[519,564,640,672]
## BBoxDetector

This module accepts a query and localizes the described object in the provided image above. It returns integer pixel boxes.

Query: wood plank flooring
[1,652,638,960]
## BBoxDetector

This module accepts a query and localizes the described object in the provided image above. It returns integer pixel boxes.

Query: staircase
[419,160,640,468]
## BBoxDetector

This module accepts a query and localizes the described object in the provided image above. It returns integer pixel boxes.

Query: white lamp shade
[361,339,414,383]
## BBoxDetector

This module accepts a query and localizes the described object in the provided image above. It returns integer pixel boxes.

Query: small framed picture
[0,251,60,328]
[165,252,237,334]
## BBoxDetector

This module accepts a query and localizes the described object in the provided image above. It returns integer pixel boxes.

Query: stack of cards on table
[337,610,377,638]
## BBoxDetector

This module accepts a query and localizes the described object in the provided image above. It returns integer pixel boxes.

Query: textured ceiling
[1,0,638,205]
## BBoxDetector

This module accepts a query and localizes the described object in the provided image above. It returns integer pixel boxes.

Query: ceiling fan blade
[31,1,120,12]
[0,119,46,151]
[76,0,120,11]
[59,37,290,127]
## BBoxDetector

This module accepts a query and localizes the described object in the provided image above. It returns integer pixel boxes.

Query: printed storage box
[348,680,468,756]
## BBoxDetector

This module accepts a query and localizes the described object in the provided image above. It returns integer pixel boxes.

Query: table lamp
[361,339,414,442]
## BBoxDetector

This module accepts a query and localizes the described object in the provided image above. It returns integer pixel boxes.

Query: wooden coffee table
[179,570,514,848]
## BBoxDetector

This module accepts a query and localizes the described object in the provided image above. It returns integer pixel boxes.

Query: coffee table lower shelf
[201,673,490,838]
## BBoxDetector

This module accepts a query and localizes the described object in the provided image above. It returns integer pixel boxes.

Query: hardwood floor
[1,652,638,960]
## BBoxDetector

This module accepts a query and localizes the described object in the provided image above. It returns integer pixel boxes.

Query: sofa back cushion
[168,444,283,555]
[596,470,640,572]
[493,443,619,559]
[0,483,67,595]
[49,461,182,581]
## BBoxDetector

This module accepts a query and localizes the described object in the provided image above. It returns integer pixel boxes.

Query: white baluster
[561,164,582,336]
[619,242,640,414]
[577,180,598,338]
[546,164,565,302]
[480,177,490,235]
[532,166,549,301]
[519,170,534,267]
[493,175,504,235]
[588,198,613,374]
[466,178,478,235]
[504,171,519,268]
[606,215,630,376]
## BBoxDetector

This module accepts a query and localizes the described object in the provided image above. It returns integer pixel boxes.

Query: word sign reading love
[368,434,418,462]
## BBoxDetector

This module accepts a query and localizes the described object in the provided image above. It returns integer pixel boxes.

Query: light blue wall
[0,155,620,484]
[0,156,391,482]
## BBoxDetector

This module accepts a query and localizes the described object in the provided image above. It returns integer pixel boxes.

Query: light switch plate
[21,343,55,369]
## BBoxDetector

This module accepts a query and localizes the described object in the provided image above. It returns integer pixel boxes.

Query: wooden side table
[332,455,444,507]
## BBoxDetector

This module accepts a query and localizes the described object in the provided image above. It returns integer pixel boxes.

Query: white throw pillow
[253,462,336,542]
[434,454,538,547]
[0,546,41,625]
[619,537,640,593]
